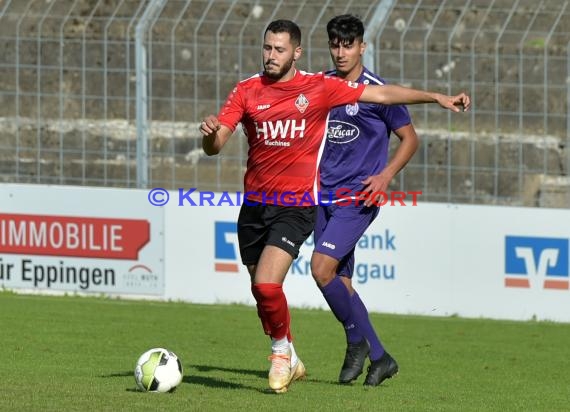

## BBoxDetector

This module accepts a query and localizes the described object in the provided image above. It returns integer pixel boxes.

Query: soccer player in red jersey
[200,19,470,393]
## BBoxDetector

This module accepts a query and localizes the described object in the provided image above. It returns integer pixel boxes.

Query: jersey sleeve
[379,103,412,131]
[217,84,246,132]
[322,74,365,108]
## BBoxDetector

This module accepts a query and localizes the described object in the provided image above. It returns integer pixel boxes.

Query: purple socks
[321,276,362,343]
[351,291,385,361]
[321,276,385,360]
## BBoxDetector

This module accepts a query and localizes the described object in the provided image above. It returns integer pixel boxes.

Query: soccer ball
[134,348,183,393]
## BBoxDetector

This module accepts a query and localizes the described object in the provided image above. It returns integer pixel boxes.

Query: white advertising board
[163,197,252,304]
[3,185,569,322]
[323,203,570,322]
[0,184,164,295]
[163,192,570,322]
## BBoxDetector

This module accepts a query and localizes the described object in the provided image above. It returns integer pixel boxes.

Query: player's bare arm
[361,124,419,207]
[359,84,471,112]
[200,115,232,155]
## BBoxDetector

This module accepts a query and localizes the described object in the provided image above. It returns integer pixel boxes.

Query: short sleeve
[218,84,245,132]
[322,74,365,109]
[380,104,412,131]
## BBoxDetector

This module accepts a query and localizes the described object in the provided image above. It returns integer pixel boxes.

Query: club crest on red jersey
[295,94,309,113]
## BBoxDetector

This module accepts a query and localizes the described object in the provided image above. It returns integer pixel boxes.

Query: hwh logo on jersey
[255,119,306,140]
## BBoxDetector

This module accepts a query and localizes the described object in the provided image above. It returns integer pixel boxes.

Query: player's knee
[310,256,335,287]
[339,275,355,294]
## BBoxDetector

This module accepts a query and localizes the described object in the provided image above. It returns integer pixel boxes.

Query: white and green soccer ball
[134,348,183,393]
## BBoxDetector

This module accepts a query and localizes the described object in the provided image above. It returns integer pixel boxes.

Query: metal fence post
[543,2,567,178]
[363,0,394,72]
[135,0,167,189]
[565,37,570,176]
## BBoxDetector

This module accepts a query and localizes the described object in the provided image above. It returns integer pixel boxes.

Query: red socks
[251,283,291,341]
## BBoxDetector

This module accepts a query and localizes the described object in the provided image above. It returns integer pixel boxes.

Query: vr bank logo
[214,222,239,272]
[505,236,569,290]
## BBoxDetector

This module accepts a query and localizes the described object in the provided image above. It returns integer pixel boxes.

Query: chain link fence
[0,0,569,207]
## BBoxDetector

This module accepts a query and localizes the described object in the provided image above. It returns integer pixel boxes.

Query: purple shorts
[313,202,380,278]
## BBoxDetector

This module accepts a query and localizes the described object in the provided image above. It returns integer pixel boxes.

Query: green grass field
[1,291,569,411]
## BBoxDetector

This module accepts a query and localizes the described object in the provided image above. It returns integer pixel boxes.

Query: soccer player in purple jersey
[311,14,422,386]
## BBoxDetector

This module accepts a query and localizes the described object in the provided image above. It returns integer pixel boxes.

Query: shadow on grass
[102,366,338,394]
[192,363,266,378]
[100,371,133,378]
[184,363,265,392]
[183,374,264,392]
[99,371,146,393]
[187,363,339,393]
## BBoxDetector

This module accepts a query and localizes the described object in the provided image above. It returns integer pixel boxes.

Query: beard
[263,57,294,80]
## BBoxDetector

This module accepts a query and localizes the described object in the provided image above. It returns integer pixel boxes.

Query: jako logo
[214,221,239,272]
[505,236,569,290]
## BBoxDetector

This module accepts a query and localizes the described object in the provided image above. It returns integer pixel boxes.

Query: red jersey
[218,70,365,206]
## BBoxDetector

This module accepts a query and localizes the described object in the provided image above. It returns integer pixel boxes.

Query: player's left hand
[360,172,393,207]
[436,92,471,112]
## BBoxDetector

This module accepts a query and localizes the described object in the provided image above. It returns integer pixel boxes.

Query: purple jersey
[320,67,411,199]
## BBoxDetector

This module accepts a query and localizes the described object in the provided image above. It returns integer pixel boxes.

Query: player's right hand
[199,115,221,136]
